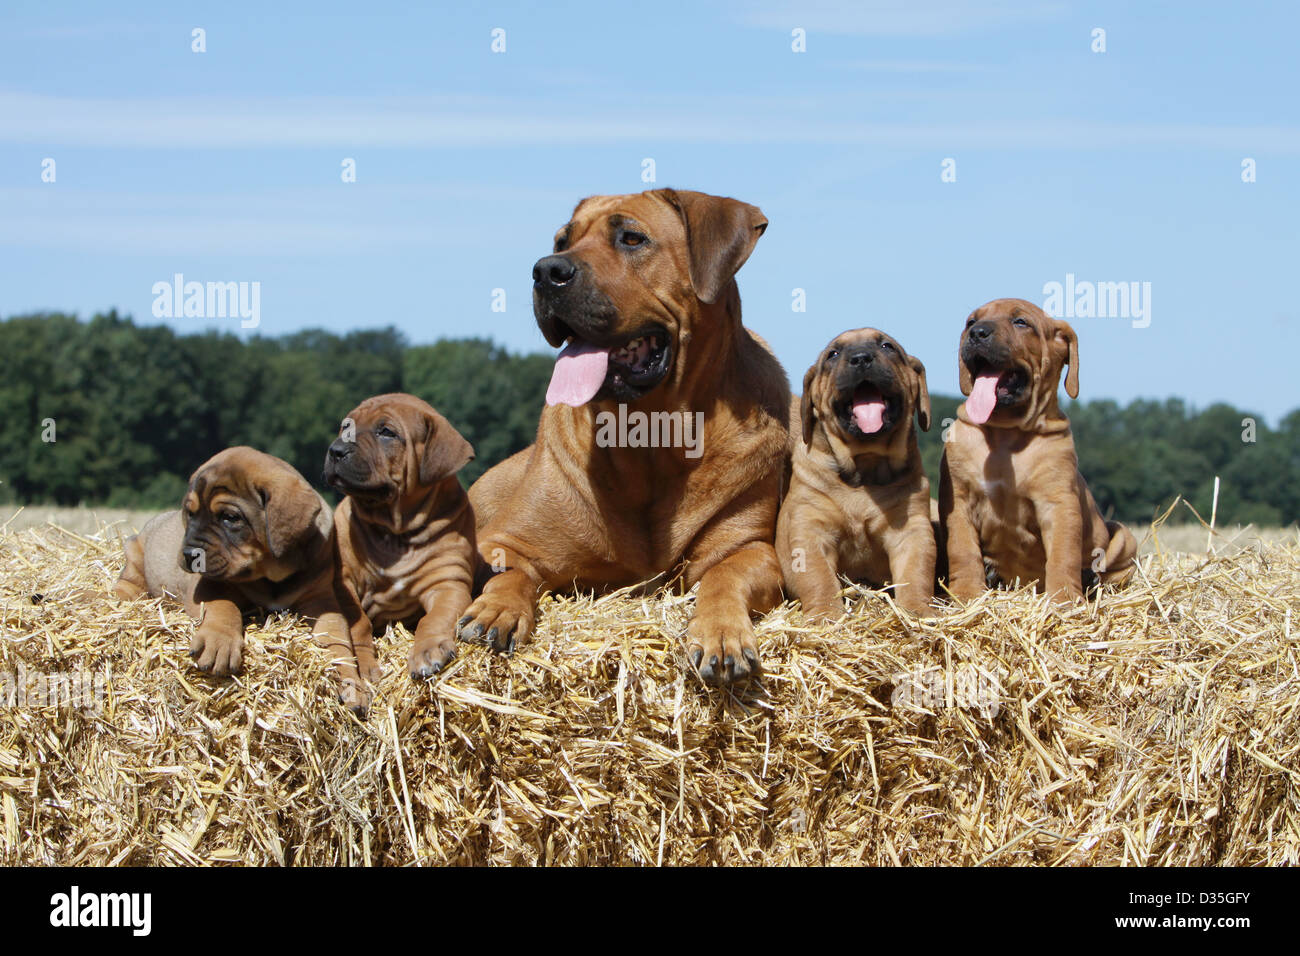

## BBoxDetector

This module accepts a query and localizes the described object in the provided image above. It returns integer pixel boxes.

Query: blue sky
[1,1,1297,419]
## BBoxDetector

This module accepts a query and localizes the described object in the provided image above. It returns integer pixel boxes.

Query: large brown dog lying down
[778,328,936,619]
[460,188,790,686]
[939,298,1137,603]
[324,393,477,680]
[112,446,376,711]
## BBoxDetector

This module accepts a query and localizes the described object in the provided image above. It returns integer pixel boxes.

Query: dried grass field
[1,507,1297,865]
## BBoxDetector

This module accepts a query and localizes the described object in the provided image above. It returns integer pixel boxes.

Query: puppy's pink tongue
[966,373,1001,425]
[546,341,610,407]
[851,396,886,434]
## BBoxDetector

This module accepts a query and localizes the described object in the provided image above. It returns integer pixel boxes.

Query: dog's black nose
[327,439,352,462]
[533,255,576,288]
[970,322,994,341]
[846,346,876,368]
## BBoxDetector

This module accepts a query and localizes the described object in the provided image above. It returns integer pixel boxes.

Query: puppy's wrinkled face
[536,188,767,407]
[959,298,1078,427]
[802,328,930,450]
[325,399,417,504]
[180,447,320,583]
[324,393,473,504]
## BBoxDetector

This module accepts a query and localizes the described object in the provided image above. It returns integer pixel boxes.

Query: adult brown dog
[939,298,1137,603]
[113,446,377,711]
[460,188,790,686]
[777,328,936,619]
[324,393,477,680]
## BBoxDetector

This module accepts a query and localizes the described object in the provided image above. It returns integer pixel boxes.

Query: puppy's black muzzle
[832,344,899,398]
[179,532,213,574]
[960,324,1013,372]
[323,440,365,488]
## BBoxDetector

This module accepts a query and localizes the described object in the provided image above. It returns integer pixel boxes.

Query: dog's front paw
[338,677,371,717]
[456,586,536,654]
[409,635,457,679]
[687,616,761,686]
[189,627,244,676]
[799,600,845,624]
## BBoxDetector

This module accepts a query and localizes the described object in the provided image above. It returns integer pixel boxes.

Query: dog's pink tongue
[546,340,610,407]
[966,373,1001,425]
[851,395,886,434]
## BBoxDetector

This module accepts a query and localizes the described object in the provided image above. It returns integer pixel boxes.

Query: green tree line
[2,312,1296,528]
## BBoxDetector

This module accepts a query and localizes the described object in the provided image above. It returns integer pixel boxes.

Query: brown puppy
[461,188,790,686]
[113,446,377,711]
[777,329,936,619]
[939,298,1137,603]
[325,393,477,680]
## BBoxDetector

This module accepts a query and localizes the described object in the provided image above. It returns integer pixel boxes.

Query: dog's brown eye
[376,425,398,439]
[1013,317,1030,328]
[619,231,647,248]
[220,512,241,525]
[881,341,895,352]
[827,349,840,360]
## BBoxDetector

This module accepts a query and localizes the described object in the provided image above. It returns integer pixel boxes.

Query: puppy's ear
[909,355,932,432]
[660,189,767,305]
[1054,320,1080,399]
[420,411,475,486]
[958,320,975,396]
[800,362,818,447]
[260,475,323,561]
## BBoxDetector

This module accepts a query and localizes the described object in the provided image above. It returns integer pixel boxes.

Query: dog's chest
[358,553,427,622]
[967,449,1047,564]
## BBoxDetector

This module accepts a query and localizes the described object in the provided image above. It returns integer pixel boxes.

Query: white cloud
[3,91,1299,154]
[832,59,994,73]
[735,0,1069,36]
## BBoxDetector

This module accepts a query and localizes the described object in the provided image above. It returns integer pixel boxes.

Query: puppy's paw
[338,677,371,717]
[456,589,536,654]
[111,580,146,601]
[409,636,456,680]
[1048,587,1085,607]
[190,628,244,676]
[800,600,845,624]
[687,616,760,686]
[947,583,985,604]
[351,643,383,684]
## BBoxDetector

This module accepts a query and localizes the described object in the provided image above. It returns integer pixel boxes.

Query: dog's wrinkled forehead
[186,447,294,513]
[556,193,684,252]
[968,298,1049,333]
[825,328,902,355]
[348,394,432,437]
[189,466,252,511]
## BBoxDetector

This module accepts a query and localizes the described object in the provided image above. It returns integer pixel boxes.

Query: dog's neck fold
[812,420,919,488]
[348,476,467,541]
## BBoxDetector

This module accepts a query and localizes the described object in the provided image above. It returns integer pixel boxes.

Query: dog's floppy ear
[800,362,819,447]
[1053,320,1080,399]
[420,410,475,486]
[958,316,975,396]
[660,189,767,305]
[909,355,932,432]
[259,473,323,560]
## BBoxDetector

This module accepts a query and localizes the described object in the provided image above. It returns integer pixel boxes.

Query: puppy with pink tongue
[777,328,936,620]
[963,373,1002,425]
[939,298,1137,604]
